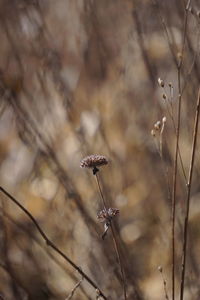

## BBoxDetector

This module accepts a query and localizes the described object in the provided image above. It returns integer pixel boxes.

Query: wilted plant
[80,154,127,300]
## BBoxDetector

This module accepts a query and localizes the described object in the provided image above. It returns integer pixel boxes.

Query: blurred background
[0,0,200,299]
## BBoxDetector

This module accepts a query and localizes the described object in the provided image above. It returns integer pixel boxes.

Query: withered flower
[80,154,108,174]
[97,207,120,221]
[158,77,165,88]
[97,207,119,239]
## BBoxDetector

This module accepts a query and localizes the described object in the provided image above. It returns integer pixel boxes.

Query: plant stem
[110,224,127,300]
[180,88,200,300]
[0,186,107,300]
[95,172,107,210]
[94,172,127,300]
[171,3,190,298]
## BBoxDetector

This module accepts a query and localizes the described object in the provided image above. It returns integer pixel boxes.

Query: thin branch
[0,209,92,300]
[110,224,127,300]
[163,90,187,183]
[0,186,107,300]
[171,2,190,299]
[171,70,181,300]
[65,277,83,300]
[95,172,107,210]
[94,172,127,300]
[180,87,200,300]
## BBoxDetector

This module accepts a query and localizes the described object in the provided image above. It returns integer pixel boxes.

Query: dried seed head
[162,116,167,123]
[158,78,165,88]
[97,207,120,222]
[97,208,119,239]
[168,82,172,88]
[154,121,161,130]
[80,154,108,169]
[151,129,156,137]
[162,93,167,100]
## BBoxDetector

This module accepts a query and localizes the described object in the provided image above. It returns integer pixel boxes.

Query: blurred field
[0,0,200,299]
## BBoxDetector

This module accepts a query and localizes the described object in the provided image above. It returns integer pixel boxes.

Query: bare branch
[0,186,107,300]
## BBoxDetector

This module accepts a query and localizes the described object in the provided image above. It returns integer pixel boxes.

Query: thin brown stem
[163,92,187,183]
[0,209,92,300]
[95,172,107,210]
[94,172,127,300]
[65,277,83,300]
[0,186,107,300]
[110,224,127,300]
[171,71,182,300]
[171,2,190,299]
[180,88,200,300]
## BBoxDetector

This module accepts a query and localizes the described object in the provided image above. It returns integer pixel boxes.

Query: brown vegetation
[0,0,200,299]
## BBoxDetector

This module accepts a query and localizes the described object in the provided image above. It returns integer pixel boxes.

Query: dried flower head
[97,207,120,222]
[154,120,161,131]
[158,78,165,88]
[97,207,119,239]
[80,154,108,169]
[168,82,172,88]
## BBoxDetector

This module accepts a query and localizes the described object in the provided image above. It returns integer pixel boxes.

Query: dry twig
[180,87,200,300]
[0,186,107,300]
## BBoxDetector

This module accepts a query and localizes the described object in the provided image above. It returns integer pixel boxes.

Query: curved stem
[0,186,107,300]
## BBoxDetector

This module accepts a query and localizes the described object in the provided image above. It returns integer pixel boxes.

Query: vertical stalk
[180,88,200,300]
[171,77,181,300]
[95,172,107,210]
[95,172,127,300]
[171,2,190,298]
[110,224,127,300]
